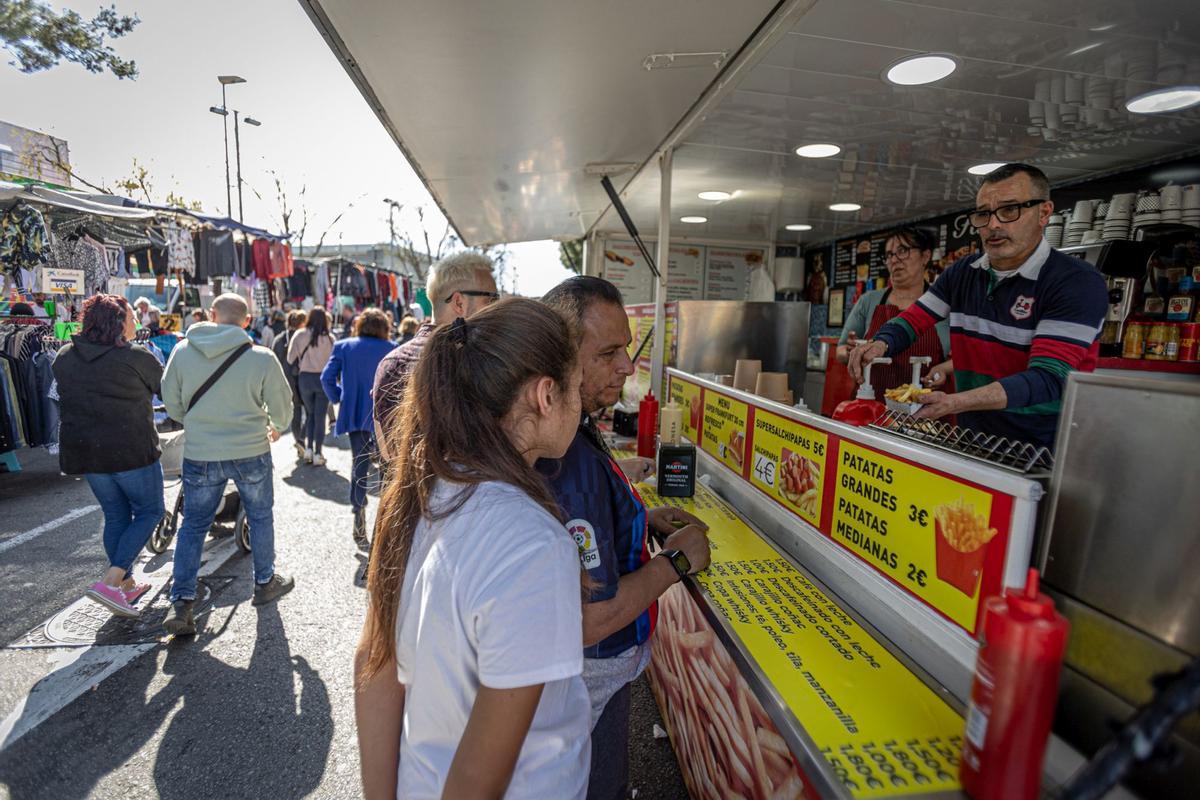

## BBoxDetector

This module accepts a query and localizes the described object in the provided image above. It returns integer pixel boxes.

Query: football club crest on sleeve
[567,519,601,569]
[1010,294,1035,320]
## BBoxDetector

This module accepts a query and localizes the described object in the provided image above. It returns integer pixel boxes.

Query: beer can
[1179,323,1200,362]
[1121,323,1146,359]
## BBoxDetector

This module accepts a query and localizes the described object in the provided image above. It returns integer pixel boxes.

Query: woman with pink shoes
[53,294,165,618]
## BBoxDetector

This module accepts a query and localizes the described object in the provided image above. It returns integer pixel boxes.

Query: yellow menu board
[668,375,703,444]
[748,408,830,527]
[831,441,1002,633]
[643,484,964,798]
[701,390,749,475]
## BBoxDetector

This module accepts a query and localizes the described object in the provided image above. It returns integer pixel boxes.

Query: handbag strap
[186,342,252,413]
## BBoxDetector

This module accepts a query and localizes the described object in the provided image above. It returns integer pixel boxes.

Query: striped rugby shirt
[873,239,1108,448]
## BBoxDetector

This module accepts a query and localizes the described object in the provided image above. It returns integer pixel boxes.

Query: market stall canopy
[1,183,155,220]
[305,0,1200,248]
[300,0,780,246]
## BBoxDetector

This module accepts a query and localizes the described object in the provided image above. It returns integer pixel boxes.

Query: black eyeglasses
[969,199,1046,229]
[884,244,912,262]
[443,290,500,305]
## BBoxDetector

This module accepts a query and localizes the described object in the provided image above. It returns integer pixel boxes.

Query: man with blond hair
[161,292,295,635]
[371,252,499,458]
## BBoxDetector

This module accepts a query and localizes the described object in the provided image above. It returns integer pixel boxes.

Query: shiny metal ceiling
[300,0,779,246]
[604,0,1200,246]
[305,0,1200,249]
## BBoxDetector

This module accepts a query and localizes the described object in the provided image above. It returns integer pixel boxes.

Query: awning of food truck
[301,0,1200,249]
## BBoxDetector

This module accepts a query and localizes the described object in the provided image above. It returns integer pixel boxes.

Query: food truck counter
[639,369,1148,799]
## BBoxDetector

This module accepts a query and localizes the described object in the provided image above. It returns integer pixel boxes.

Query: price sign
[748,408,830,527]
[700,389,749,476]
[830,441,1010,633]
[668,375,703,443]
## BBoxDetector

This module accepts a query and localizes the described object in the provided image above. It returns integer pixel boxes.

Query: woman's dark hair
[80,294,131,346]
[303,306,331,338]
[361,297,577,683]
[286,309,306,331]
[354,308,390,339]
[888,226,937,254]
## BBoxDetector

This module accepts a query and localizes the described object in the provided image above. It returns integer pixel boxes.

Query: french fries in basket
[883,384,932,403]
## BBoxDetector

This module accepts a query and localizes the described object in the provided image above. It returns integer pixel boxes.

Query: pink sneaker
[85,581,140,619]
[123,582,151,605]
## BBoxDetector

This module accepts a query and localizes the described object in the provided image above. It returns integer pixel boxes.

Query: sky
[0,0,574,296]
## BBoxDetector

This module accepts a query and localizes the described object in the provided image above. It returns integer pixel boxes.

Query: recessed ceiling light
[829,203,861,212]
[884,53,958,86]
[698,191,732,201]
[680,216,707,224]
[1125,85,1200,114]
[794,143,841,158]
[785,224,813,231]
[968,162,1005,176]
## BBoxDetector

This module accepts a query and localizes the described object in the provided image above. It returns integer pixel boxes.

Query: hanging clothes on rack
[1,202,52,293]
[50,232,108,296]
[0,318,54,451]
[162,221,196,276]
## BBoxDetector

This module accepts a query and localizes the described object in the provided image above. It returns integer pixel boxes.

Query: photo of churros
[649,583,807,800]
[884,384,932,403]
[933,499,998,597]
[778,448,820,516]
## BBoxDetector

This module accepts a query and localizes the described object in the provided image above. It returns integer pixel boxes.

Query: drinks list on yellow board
[641,483,964,799]
[831,440,1003,633]
[748,408,830,528]
[701,390,749,475]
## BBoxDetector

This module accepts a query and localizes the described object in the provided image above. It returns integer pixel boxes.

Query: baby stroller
[147,416,251,554]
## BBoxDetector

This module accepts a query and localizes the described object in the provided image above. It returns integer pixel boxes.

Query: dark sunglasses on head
[443,290,500,304]
[969,199,1045,229]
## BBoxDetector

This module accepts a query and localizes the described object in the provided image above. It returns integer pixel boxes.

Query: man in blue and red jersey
[540,276,711,800]
[850,163,1108,449]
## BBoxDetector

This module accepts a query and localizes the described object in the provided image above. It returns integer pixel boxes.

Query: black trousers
[586,683,632,800]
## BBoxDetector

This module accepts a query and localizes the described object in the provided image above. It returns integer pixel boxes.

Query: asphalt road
[0,432,688,799]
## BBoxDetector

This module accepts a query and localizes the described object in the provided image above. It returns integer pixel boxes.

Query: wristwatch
[659,549,691,582]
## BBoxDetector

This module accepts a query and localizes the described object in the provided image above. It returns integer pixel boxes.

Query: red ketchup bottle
[637,390,659,458]
[832,357,890,426]
[961,568,1070,800]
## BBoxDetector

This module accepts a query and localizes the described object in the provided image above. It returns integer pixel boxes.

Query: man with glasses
[850,163,1107,449]
[371,252,499,459]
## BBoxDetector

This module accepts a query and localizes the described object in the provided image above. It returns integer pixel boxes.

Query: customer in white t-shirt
[355,298,589,800]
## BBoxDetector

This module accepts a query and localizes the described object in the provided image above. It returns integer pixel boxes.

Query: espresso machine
[1060,241,1151,356]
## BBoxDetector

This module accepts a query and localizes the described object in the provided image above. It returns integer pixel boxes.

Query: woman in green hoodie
[54,294,165,619]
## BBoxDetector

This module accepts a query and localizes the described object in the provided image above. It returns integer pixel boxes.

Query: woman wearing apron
[837,227,952,400]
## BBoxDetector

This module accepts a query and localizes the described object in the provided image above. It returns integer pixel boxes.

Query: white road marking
[0,537,240,751]
[0,505,101,555]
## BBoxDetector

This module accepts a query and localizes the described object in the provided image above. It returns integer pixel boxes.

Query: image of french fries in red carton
[934,499,998,597]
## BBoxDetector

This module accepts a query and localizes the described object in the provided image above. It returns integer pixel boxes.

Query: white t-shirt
[395,480,590,800]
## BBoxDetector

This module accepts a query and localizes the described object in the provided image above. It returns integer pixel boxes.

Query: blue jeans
[85,462,165,577]
[171,454,276,602]
[297,373,328,453]
[348,430,375,509]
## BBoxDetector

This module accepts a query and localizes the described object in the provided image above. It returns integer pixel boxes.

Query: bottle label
[965,701,989,752]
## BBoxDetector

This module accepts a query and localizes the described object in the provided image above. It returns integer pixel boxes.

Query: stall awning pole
[651,147,672,400]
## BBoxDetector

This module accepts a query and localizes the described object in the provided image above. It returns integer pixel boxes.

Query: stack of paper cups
[733,359,762,391]
[659,403,683,445]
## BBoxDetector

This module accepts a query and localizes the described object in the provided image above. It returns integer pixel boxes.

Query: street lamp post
[232,112,262,223]
[216,76,245,217]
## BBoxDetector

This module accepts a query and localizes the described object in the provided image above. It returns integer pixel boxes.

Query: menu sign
[668,374,704,444]
[705,247,764,300]
[642,482,965,799]
[830,441,1009,633]
[701,390,749,475]
[667,244,706,301]
[748,409,830,528]
[604,241,655,304]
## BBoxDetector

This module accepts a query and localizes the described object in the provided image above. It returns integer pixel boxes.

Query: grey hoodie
[161,323,293,462]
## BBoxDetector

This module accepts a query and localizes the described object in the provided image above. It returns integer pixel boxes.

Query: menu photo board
[747,408,831,529]
[604,240,656,304]
[701,389,750,476]
[667,244,706,301]
[668,373,704,444]
[828,440,1012,634]
[705,246,765,300]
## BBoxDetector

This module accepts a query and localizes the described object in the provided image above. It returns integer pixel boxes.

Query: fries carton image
[689,394,702,433]
[934,499,997,597]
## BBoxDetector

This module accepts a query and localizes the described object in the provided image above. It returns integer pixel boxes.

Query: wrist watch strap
[660,549,690,581]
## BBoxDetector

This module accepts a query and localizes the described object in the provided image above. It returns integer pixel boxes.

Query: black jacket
[53,337,164,475]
